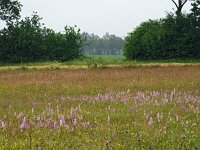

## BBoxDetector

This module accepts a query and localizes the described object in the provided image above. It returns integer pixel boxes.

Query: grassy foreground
[0,66,200,149]
[1,55,200,69]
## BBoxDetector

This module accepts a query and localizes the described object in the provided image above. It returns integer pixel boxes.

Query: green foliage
[124,20,164,59]
[171,0,189,15]
[0,13,85,63]
[0,0,22,23]
[0,13,44,62]
[124,1,200,60]
[0,67,200,149]
[63,26,84,60]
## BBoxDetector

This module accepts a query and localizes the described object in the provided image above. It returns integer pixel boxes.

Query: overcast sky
[0,0,192,37]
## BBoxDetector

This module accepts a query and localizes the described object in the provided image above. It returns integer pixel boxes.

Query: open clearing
[0,66,200,149]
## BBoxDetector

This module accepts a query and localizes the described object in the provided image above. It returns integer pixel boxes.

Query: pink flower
[82,121,90,128]
[45,120,51,128]
[54,121,59,129]
[20,117,29,129]
[59,115,66,126]
[148,117,153,126]
[61,95,66,101]
[181,106,187,111]
[38,120,43,127]
[1,120,6,130]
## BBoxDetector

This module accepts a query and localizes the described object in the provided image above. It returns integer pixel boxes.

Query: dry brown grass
[0,66,199,98]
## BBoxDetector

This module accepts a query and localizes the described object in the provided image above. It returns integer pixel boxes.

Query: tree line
[1,0,200,62]
[0,0,124,63]
[82,32,124,55]
[0,0,84,63]
[124,0,200,60]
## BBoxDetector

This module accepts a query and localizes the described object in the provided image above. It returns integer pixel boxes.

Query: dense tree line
[124,0,200,60]
[1,0,200,62]
[82,32,124,55]
[0,0,84,63]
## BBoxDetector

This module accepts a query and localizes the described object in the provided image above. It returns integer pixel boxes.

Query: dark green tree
[124,20,164,59]
[0,0,22,23]
[0,13,44,62]
[61,26,85,61]
[124,5,200,60]
[0,13,85,63]
[171,0,188,15]
[187,0,200,56]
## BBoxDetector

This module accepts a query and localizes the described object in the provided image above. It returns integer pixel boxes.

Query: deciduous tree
[171,0,188,14]
[0,0,22,23]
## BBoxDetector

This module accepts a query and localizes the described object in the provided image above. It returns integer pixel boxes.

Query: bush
[0,13,85,63]
[124,20,164,60]
[124,2,200,60]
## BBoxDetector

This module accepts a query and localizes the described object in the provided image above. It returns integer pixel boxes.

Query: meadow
[1,55,200,69]
[0,65,200,149]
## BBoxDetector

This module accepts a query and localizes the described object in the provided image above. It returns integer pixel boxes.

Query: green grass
[0,55,126,67]
[1,55,200,68]
[0,67,200,149]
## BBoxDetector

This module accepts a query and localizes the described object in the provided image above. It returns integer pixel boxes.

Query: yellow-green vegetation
[1,55,200,71]
[0,66,200,149]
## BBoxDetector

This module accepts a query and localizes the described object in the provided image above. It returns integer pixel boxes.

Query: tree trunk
[171,0,188,15]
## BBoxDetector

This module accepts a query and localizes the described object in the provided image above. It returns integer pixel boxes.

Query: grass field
[1,55,200,69]
[0,66,200,149]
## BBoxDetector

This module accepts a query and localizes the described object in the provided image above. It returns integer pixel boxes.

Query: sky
[0,0,192,37]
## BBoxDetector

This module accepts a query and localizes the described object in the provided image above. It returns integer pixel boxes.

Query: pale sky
[0,0,192,37]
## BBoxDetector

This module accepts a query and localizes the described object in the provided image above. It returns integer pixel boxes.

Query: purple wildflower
[148,117,153,126]
[20,117,29,129]
[59,115,66,126]
[82,121,90,128]
[54,121,59,129]
[38,120,43,128]
[61,95,66,101]
[1,120,6,130]
[181,106,187,111]
[45,120,51,128]
[98,94,105,101]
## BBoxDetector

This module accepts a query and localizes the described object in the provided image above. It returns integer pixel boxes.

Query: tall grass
[0,66,200,149]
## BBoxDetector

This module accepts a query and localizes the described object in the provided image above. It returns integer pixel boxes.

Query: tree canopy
[171,0,188,14]
[0,0,22,23]
[124,0,200,60]
[0,12,85,63]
